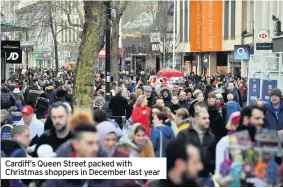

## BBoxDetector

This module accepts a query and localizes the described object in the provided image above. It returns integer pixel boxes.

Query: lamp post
[105,2,111,101]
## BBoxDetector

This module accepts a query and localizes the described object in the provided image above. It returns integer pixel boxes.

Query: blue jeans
[200,177,215,187]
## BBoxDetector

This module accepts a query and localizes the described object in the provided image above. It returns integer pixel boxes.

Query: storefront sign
[234,45,250,60]
[256,43,273,50]
[1,41,22,64]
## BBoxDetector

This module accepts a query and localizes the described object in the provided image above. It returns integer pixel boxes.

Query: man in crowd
[1,80,15,110]
[177,110,215,187]
[43,125,115,187]
[155,98,165,107]
[264,88,283,131]
[143,86,156,108]
[109,87,128,116]
[17,105,44,153]
[237,105,265,141]
[11,125,31,149]
[34,102,73,157]
[207,92,227,143]
[179,91,190,109]
[173,83,181,96]
[149,139,202,187]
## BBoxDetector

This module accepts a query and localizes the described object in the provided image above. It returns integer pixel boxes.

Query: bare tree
[110,0,129,81]
[16,0,81,72]
[73,1,106,110]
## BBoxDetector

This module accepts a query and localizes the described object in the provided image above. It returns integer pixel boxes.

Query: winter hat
[270,88,282,98]
[143,86,152,92]
[0,109,10,123]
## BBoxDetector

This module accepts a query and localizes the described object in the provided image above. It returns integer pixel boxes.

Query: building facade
[176,0,283,77]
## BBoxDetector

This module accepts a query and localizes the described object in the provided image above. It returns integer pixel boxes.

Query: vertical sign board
[261,80,278,104]
[1,41,22,64]
[248,78,261,105]
[190,1,222,52]
[1,125,14,140]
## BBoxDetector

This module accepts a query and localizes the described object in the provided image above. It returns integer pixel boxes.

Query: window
[184,0,188,42]
[224,0,229,40]
[179,0,183,42]
[230,0,236,39]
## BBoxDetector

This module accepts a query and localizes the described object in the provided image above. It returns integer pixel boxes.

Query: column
[208,52,217,76]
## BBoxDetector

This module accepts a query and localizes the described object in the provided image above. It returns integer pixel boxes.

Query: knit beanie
[270,88,282,98]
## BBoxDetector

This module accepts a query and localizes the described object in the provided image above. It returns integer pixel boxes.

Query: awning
[98,48,122,59]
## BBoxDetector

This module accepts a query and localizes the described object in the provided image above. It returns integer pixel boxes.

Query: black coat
[109,94,128,116]
[207,105,227,144]
[177,126,216,177]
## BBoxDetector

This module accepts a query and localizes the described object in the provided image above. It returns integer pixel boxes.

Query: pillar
[269,1,277,39]
[208,52,216,76]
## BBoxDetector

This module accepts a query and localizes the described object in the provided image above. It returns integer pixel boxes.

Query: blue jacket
[225,101,241,120]
[150,125,175,157]
[264,100,283,131]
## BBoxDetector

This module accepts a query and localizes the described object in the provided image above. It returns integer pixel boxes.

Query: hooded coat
[96,121,136,187]
[116,124,155,158]
[1,86,15,109]
[43,140,116,187]
[160,87,173,108]
[45,86,56,106]
[150,125,175,157]
[12,88,24,105]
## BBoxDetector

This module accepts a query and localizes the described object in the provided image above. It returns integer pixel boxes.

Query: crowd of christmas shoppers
[1,67,283,187]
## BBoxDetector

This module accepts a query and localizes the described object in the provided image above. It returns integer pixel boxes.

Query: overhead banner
[261,80,278,104]
[190,0,222,52]
[1,41,22,64]
[248,78,261,105]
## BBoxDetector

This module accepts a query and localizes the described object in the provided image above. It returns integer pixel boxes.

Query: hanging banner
[248,78,260,105]
[261,80,278,104]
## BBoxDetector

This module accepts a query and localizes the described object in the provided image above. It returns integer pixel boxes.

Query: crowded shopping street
[1,0,283,187]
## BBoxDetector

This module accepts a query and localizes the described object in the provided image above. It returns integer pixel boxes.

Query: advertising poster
[261,80,278,104]
[1,125,13,140]
[248,78,260,105]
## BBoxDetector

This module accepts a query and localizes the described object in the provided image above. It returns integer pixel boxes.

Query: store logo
[234,45,250,60]
[7,52,19,61]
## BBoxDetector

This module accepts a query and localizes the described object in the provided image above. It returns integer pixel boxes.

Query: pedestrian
[131,95,151,136]
[143,86,156,108]
[12,85,24,111]
[109,87,128,116]
[1,80,16,110]
[43,125,116,187]
[117,123,155,157]
[225,93,241,120]
[175,108,191,132]
[263,88,283,131]
[177,110,216,187]
[150,112,175,157]
[148,139,202,187]
[33,102,73,157]
[17,105,44,154]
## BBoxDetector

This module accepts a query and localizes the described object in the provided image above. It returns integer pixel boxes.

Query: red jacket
[131,105,151,136]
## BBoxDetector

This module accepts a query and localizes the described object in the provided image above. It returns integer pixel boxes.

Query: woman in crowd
[126,94,137,120]
[117,123,155,157]
[162,107,178,136]
[131,95,151,136]
[13,85,24,111]
[149,105,164,128]
[175,108,191,132]
[150,112,175,157]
